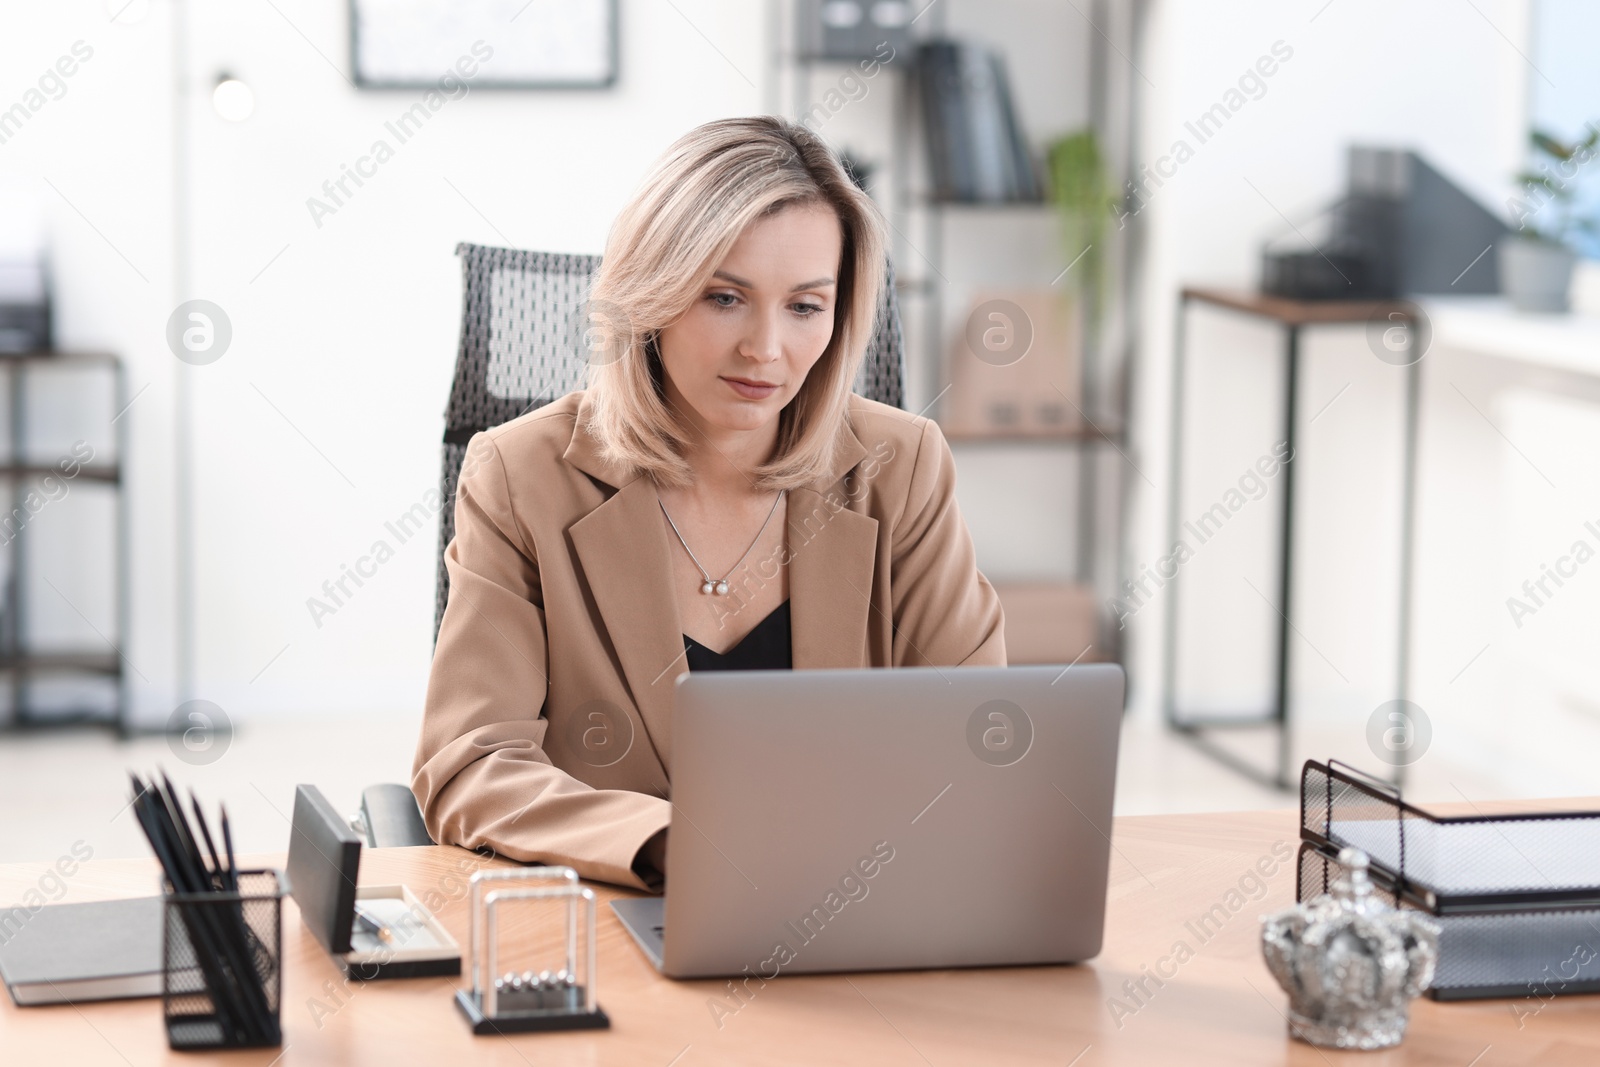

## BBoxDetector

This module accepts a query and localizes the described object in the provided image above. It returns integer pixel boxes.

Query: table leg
[1161,296,1188,732]
[1164,302,1298,792]
[1272,325,1302,790]
[1392,338,1422,790]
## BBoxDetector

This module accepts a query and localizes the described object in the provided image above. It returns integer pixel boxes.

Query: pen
[353,903,395,943]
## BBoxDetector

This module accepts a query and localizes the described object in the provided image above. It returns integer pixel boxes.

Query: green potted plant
[1501,124,1599,312]
[1040,130,1114,437]
[1045,130,1110,326]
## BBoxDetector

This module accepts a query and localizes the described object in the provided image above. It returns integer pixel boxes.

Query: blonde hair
[582,116,888,491]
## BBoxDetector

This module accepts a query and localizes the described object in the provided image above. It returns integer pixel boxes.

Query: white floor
[4,707,1559,868]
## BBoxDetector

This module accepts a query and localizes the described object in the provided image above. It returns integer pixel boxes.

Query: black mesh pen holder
[161,869,286,1049]
[1297,760,1600,1001]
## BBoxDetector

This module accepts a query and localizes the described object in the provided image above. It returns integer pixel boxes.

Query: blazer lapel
[786,487,878,669]
[568,475,686,769]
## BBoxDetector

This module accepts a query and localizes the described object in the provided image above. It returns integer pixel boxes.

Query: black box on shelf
[915,40,1042,204]
[795,0,913,60]
[0,260,50,354]
[1261,148,1509,301]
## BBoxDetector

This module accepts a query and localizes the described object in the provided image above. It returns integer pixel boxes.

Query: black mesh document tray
[1297,759,1600,1001]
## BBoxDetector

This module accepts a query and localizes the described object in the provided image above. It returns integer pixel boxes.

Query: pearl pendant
[714,580,729,596]
[700,580,715,595]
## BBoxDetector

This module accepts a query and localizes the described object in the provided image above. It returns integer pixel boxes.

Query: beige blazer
[413,389,1006,889]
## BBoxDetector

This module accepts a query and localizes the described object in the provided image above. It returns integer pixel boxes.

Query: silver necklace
[658,489,786,596]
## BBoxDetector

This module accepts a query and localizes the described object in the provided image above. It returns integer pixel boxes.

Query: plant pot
[1498,234,1577,312]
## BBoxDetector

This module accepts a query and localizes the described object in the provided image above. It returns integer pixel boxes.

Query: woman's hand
[633,829,669,892]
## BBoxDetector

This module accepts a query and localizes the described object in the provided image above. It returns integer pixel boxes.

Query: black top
[683,599,792,671]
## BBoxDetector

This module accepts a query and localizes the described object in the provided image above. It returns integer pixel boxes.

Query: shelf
[944,427,1127,447]
[0,344,129,732]
[0,650,122,674]
[787,52,911,68]
[0,350,120,367]
[2,707,121,732]
[0,463,119,483]
[1181,288,1415,326]
[919,197,1054,211]
[0,653,125,733]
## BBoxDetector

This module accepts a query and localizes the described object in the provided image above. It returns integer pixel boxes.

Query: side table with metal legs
[1162,288,1421,791]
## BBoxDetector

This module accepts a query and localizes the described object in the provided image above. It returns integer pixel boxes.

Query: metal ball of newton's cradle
[493,968,574,997]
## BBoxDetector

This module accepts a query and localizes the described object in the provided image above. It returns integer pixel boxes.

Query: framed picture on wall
[349,0,618,89]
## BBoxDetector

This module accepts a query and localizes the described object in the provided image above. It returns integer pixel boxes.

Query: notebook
[0,896,163,1006]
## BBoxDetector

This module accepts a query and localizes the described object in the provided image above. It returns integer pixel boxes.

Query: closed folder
[0,896,162,1006]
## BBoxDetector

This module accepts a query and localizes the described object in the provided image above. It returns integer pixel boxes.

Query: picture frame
[349,0,618,90]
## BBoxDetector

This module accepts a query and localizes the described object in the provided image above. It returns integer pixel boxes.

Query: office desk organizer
[1297,760,1600,1000]
[455,866,609,1034]
[161,869,285,1049]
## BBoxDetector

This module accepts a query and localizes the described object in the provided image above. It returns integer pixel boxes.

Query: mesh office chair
[358,241,908,848]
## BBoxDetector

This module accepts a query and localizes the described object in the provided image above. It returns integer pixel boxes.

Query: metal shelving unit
[0,350,129,733]
[771,0,1141,662]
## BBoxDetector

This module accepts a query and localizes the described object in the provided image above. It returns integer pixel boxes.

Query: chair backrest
[434,242,908,644]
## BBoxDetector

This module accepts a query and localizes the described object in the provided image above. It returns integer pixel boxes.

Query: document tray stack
[1296,759,1600,1001]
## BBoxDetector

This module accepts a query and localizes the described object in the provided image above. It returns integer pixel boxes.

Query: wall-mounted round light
[212,74,254,122]
[821,1,864,28]
[870,1,911,26]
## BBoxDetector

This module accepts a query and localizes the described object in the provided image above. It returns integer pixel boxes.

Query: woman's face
[656,200,843,440]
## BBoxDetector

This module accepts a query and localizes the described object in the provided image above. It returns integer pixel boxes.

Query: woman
[413,116,1005,892]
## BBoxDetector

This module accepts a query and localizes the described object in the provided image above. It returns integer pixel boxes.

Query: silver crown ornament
[1259,847,1441,1050]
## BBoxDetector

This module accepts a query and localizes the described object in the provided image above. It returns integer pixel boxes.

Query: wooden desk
[4,805,1597,1066]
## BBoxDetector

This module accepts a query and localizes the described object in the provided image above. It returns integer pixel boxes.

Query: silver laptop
[612,663,1125,978]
